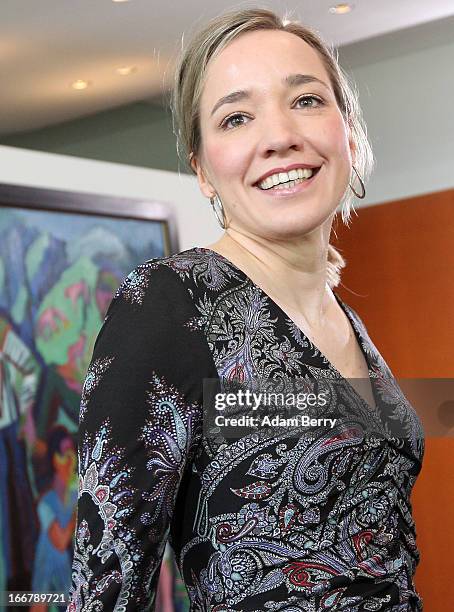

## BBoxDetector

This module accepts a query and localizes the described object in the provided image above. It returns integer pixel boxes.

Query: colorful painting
[0,185,188,611]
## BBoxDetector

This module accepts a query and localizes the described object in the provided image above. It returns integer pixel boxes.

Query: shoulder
[98,251,203,346]
[105,250,199,324]
[334,292,393,373]
[112,254,187,309]
[111,246,244,315]
[112,247,210,304]
[333,291,367,331]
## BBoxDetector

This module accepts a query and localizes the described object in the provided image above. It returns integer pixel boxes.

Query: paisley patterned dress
[66,247,424,611]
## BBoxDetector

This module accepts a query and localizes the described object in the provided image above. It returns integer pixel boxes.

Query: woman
[67,8,424,611]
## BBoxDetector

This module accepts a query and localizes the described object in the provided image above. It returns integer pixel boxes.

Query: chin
[254,221,321,241]
[260,209,332,236]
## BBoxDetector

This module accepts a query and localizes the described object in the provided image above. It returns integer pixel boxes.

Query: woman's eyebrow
[210,73,330,117]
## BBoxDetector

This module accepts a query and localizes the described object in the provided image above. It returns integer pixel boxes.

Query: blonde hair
[170,7,375,288]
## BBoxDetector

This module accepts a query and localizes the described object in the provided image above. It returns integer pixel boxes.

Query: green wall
[0,100,183,173]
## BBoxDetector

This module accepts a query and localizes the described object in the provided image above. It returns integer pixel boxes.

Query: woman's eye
[295,95,324,109]
[221,113,250,130]
[220,97,323,129]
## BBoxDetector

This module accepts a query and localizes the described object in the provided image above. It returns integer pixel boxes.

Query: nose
[258,109,302,157]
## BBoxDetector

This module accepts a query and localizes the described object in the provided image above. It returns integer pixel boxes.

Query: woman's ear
[190,153,216,199]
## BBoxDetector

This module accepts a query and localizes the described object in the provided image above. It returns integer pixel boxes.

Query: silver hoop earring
[349,165,366,199]
[209,194,227,229]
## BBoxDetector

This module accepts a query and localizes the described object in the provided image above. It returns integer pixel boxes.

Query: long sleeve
[66,261,216,611]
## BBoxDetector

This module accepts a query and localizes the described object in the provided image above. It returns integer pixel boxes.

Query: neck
[207,229,335,329]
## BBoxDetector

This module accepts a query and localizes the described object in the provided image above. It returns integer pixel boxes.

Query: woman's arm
[66,262,214,611]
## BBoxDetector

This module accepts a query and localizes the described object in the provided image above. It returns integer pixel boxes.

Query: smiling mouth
[254,166,321,190]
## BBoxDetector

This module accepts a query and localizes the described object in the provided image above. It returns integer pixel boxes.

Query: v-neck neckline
[197,246,378,412]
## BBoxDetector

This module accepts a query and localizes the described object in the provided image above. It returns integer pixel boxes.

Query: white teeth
[274,179,300,190]
[257,167,316,190]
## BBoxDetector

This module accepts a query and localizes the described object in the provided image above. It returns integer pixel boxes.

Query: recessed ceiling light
[71,79,91,90]
[112,0,130,3]
[329,3,354,14]
[116,65,137,76]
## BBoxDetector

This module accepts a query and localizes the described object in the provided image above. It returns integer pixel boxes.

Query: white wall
[339,16,454,206]
[0,145,222,252]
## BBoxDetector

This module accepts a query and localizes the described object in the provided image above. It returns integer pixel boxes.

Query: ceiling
[1,0,453,136]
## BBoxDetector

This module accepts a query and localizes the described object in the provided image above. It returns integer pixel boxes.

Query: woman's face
[192,29,355,240]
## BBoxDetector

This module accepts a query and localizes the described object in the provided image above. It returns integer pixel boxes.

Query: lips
[254,164,322,196]
[253,166,321,192]
[253,163,322,186]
